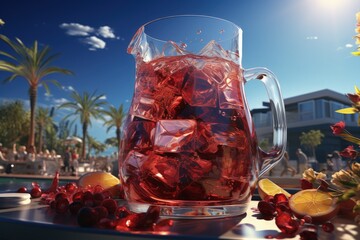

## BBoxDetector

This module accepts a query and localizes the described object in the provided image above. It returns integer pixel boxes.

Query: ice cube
[122,151,147,179]
[140,153,180,198]
[220,146,252,179]
[218,71,243,109]
[198,40,229,59]
[196,122,248,153]
[122,119,155,153]
[162,41,188,57]
[154,119,196,153]
[181,69,217,107]
[130,94,163,121]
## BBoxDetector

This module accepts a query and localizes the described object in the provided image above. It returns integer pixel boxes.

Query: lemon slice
[257,178,291,200]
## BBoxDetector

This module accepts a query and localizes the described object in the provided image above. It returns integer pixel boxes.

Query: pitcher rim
[141,14,242,43]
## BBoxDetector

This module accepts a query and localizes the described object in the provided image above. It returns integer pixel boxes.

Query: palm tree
[36,107,54,152]
[0,34,73,147]
[58,91,107,159]
[103,104,126,152]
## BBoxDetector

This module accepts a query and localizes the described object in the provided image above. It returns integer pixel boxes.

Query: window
[315,99,330,119]
[299,101,314,121]
[330,101,344,121]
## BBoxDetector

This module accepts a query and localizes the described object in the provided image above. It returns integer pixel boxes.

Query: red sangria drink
[120,16,287,218]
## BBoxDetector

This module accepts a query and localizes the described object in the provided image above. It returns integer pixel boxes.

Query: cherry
[258,200,276,216]
[98,218,116,229]
[69,201,84,215]
[299,227,318,240]
[30,187,42,198]
[94,206,109,220]
[321,222,334,233]
[93,192,105,206]
[116,206,131,219]
[275,212,299,235]
[17,187,28,193]
[55,192,67,201]
[82,191,94,207]
[300,179,313,190]
[55,198,69,214]
[101,199,118,215]
[154,219,174,231]
[273,193,288,205]
[77,207,99,227]
[264,195,274,203]
[72,191,84,202]
[65,182,78,194]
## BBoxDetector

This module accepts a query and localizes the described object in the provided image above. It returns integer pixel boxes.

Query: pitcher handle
[244,67,287,178]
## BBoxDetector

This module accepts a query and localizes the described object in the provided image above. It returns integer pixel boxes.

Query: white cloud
[99,95,107,100]
[62,85,75,92]
[60,22,122,51]
[53,98,69,106]
[60,23,94,36]
[83,36,106,51]
[345,44,353,48]
[97,26,116,39]
[306,36,318,40]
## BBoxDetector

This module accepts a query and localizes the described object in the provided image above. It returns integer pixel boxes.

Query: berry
[321,222,334,233]
[275,212,299,235]
[17,187,28,193]
[94,206,109,220]
[65,182,78,193]
[93,192,105,206]
[101,199,118,214]
[72,191,84,202]
[77,207,99,227]
[258,200,276,216]
[69,201,84,215]
[273,193,288,205]
[30,187,42,198]
[264,195,274,203]
[300,179,313,190]
[55,192,67,201]
[154,219,174,231]
[116,206,131,219]
[55,198,69,214]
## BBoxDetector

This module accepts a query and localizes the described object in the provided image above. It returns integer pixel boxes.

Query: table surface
[0,197,358,240]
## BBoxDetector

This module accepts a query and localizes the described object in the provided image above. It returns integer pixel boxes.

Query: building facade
[251,89,359,166]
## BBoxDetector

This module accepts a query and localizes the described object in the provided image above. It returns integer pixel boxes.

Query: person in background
[280,151,296,177]
[62,146,71,173]
[17,145,27,161]
[296,148,309,174]
[326,153,334,177]
[332,151,343,172]
[5,143,17,161]
[26,145,36,161]
[0,143,6,161]
[71,148,79,176]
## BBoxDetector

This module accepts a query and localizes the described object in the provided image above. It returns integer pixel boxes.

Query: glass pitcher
[119,15,287,218]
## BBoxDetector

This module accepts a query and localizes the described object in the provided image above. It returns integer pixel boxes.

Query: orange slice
[78,172,121,196]
[257,178,291,200]
[289,189,339,224]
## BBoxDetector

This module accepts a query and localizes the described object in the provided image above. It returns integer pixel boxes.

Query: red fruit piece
[141,206,161,228]
[276,203,292,215]
[321,222,334,233]
[65,182,78,194]
[258,200,276,216]
[17,187,28,193]
[273,193,288,205]
[94,206,109,220]
[299,227,318,240]
[102,199,118,215]
[72,191,84,202]
[93,192,105,206]
[116,206,131,219]
[300,179,313,190]
[275,212,299,235]
[30,187,42,198]
[43,171,59,194]
[77,207,99,227]
[82,191,94,207]
[69,201,84,215]
[55,198,69,214]
[55,192,67,201]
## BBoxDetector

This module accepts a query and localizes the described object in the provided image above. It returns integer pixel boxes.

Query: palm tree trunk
[82,123,87,160]
[116,127,121,152]
[38,124,43,152]
[28,86,37,147]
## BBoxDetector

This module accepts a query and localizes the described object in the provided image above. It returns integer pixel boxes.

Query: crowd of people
[278,147,346,178]
[0,143,82,176]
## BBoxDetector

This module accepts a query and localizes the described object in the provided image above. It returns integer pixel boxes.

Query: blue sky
[0,0,360,144]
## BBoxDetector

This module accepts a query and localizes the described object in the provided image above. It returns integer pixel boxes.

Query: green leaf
[336,107,358,114]
[355,86,360,95]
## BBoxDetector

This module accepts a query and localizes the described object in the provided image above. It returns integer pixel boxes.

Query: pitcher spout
[127,26,145,56]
